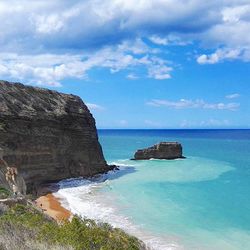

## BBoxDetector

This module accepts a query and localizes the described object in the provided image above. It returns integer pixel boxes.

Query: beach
[36,190,71,222]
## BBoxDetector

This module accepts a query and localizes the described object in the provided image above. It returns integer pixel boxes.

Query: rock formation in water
[0,80,109,193]
[133,142,184,160]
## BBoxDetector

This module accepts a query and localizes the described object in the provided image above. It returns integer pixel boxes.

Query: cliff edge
[0,80,108,193]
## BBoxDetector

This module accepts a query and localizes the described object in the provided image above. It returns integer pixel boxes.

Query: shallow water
[55,129,250,250]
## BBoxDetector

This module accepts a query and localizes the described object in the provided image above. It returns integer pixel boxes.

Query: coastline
[53,172,177,250]
[34,180,149,250]
[34,167,118,223]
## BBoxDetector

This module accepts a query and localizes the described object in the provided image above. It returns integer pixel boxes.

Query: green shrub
[0,187,11,199]
[0,204,144,250]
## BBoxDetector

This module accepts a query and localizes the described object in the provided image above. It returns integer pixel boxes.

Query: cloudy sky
[0,0,250,128]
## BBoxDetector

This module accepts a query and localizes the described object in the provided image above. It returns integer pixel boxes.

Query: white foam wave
[54,174,184,250]
[109,159,137,167]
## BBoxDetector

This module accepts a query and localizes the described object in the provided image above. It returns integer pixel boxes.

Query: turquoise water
[57,129,250,250]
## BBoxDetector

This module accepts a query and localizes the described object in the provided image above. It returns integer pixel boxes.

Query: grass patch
[0,204,144,250]
[0,187,11,199]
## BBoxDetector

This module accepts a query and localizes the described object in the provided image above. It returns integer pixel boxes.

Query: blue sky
[0,0,249,128]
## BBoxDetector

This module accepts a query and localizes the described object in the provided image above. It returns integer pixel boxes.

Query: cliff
[0,80,109,193]
[133,142,184,160]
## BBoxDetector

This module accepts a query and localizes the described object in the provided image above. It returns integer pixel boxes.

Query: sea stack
[133,142,184,160]
[0,80,109,193]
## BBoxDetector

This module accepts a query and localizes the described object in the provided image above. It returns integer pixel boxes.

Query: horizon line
[97,128,250,130]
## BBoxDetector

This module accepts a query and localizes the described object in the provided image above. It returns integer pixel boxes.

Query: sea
[54,129,250,250]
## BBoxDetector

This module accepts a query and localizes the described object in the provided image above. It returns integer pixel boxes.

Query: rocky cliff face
[0,80,108,193]
[133,142,184,160]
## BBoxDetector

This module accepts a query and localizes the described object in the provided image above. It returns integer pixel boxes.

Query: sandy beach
[36,191,72,222]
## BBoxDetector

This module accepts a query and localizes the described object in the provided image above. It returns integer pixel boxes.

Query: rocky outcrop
[133,142,184,160]
[0,158,26,195]
[0,80,109,193]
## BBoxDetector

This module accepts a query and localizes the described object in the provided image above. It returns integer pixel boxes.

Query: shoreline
[34,180,151,249]
[35,186,72,222]
[52,172,172,250]
[34,174,183,250]
[33,170,117,223]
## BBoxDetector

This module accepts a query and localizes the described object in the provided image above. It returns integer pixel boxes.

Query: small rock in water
[133,142,185,160]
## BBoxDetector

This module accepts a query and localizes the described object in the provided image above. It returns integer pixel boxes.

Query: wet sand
[36,192,72,222]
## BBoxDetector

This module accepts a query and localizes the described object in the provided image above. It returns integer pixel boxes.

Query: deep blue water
[57,129,250,250]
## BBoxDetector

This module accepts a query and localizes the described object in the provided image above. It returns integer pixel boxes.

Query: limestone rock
[133,142,184,160]
[0,80,109,193]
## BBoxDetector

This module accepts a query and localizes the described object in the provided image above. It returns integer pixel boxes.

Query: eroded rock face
[0,161,26,195]
[133,142,184,160]
[0,80,108,193]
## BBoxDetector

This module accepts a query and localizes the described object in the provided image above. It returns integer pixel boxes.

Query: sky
[0,0,250,129]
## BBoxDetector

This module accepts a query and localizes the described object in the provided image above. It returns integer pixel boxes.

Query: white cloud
[197,48,243,64]
[1,0,216,51]
[0,64,8,75]
[0,39,173,86]
[149,35,168,46]
[34,14,65,34]
[145,56,173,80]
[118,38,152,55]
[197,53,219,64]
[0,53,86,86]
[149,34,190,46]
[147,98,240,111]
[86,103,105,111]
[0,0,249,84]
[148,64,172,80]
[226,93,240,99]
[196,3,250,63]
[0,1,248,51]
[180,119,231,128]
[127,73,139,80]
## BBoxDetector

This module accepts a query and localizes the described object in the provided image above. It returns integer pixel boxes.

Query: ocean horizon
[55,129,250,250]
